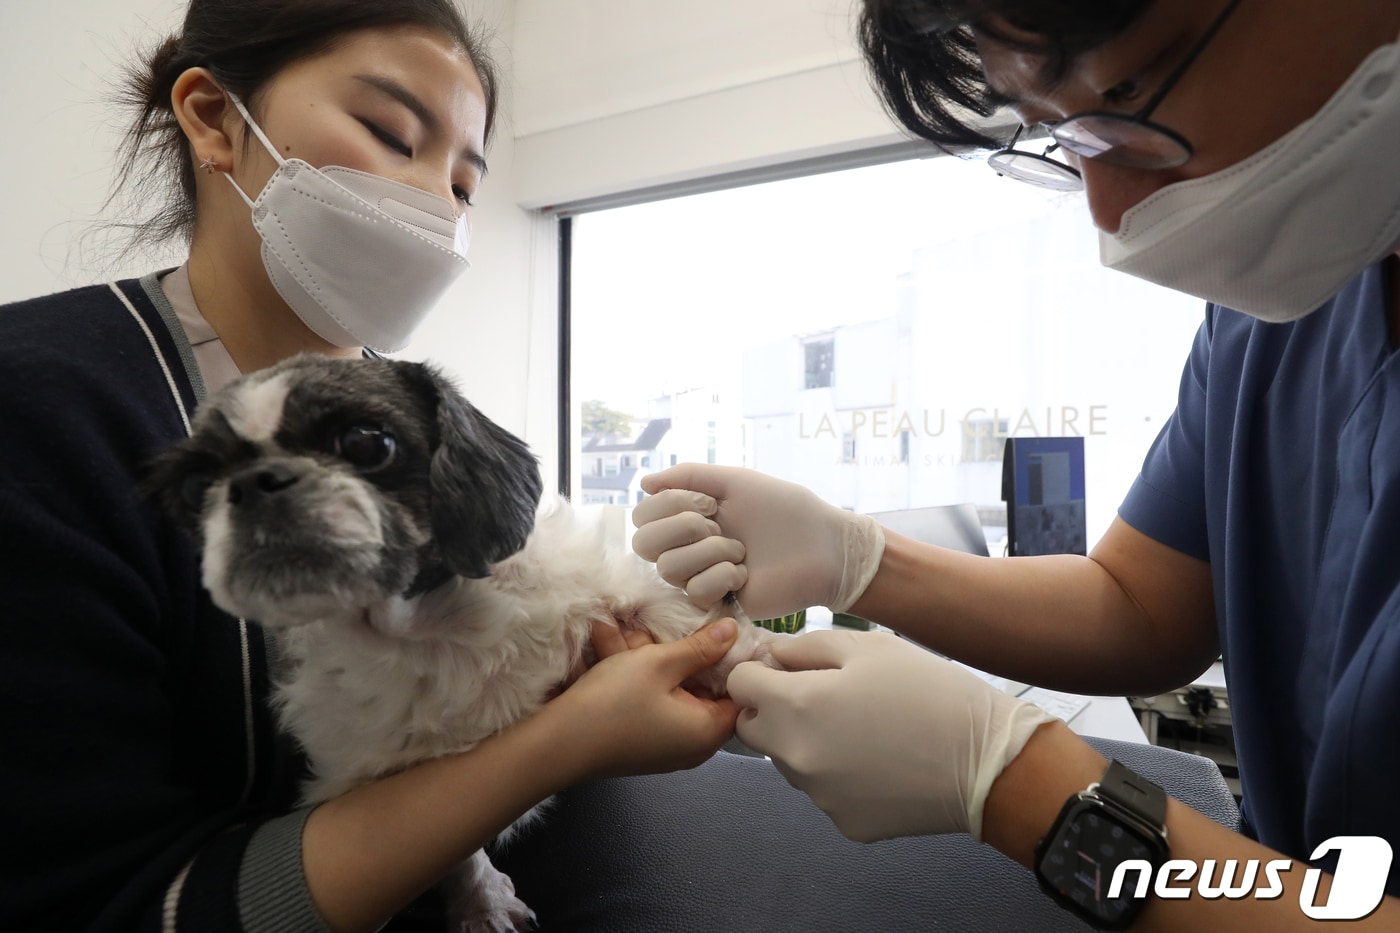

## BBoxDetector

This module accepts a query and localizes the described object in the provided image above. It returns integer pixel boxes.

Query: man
[631,0,1400,928]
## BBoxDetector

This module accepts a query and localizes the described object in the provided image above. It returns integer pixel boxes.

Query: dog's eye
[179,474,213,511]
[336,424,397,468]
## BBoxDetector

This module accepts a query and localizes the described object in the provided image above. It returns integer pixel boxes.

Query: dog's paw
[458,897,537,933]
[451,855,537,933]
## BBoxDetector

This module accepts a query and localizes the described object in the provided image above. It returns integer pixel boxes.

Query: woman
[0,2,741,931]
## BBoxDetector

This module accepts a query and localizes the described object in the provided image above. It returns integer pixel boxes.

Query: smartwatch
[1034,759,1170,930]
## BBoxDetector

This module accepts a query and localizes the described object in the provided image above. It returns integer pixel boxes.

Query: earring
[199,155,219,174]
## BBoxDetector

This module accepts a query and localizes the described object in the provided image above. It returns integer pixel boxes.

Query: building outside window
[804,337,834,389]
[569,157,1202,551]
[962,417,1010,465]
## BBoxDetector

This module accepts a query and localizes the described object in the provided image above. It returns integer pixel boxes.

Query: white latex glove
[727,630,1055,843]
[632,464,884,619]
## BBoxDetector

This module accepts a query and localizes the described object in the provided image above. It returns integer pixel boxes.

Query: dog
[144,353,780,933]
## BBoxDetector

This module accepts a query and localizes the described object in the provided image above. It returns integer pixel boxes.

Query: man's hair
[857,0,1153,152]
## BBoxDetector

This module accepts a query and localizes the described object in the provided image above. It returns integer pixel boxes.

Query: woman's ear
[170,67,236,176]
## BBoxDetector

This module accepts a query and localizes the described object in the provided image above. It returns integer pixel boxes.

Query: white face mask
[223,96,471,352]
[1099,36,1400,323]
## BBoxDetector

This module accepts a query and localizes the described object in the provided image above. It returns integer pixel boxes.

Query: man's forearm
[983,722,1400,931]
[847,526,1215,696]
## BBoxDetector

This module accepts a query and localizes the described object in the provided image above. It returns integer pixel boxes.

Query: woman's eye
[335,424,397,468]
[452,185,474,207]
[360,120,411,157]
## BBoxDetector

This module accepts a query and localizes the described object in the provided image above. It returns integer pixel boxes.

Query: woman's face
[229,25,488,228]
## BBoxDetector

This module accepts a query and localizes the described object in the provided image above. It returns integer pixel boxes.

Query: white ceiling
[510,0,864,137]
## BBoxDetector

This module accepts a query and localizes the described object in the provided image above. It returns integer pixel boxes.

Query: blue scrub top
[1120,260,1400,893]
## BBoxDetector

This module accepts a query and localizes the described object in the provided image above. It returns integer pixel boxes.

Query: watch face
[1037,798,1161,928]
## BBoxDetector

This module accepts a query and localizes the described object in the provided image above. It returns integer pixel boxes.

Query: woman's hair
[857,0,1152,152]
[112,0,499,249]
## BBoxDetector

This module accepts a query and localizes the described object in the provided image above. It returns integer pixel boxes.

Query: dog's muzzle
[201,459,403,622]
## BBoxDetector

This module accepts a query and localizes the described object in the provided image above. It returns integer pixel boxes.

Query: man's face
[975,0,1400,233]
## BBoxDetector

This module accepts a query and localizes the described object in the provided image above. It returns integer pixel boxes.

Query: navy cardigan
[0,276,328,932]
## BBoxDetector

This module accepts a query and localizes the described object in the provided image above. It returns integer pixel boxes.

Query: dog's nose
[227,464,300,507]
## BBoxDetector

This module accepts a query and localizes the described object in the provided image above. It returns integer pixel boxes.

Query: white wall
[0,0,188,299]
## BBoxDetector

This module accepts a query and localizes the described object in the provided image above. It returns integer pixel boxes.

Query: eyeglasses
[987,127,1084,190]
[988,0,1243,190]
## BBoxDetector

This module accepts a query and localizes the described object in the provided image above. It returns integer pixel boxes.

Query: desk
[1073,695,1150,744]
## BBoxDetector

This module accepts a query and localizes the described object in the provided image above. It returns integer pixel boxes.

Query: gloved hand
[727,630,1055,843]
[632,464,884,619]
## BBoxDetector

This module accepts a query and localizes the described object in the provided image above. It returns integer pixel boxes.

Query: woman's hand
[548,617,742,781]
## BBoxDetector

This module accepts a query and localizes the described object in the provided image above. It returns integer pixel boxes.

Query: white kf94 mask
[224,95,471,352]
[1099,35,1400,322]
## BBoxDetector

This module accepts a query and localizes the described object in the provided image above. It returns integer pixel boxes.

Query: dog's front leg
[444,848,535,933]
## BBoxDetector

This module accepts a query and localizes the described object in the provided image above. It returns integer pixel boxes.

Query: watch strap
[1096,759,1167,828]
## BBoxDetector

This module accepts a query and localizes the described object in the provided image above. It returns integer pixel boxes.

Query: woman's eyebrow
[352,73,489,176]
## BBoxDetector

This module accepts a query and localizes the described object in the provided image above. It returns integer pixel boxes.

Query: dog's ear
[140,438,218,540]
[405,363,542,579]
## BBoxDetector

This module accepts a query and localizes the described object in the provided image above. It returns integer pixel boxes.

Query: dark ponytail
[110,0,498,249]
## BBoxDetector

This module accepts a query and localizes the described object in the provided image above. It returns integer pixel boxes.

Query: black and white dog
[145,353,779,933]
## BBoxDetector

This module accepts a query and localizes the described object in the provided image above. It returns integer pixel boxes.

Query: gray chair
[493,737,1238,932]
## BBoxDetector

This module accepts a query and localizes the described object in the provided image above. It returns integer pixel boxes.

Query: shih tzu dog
[144,354,779,933]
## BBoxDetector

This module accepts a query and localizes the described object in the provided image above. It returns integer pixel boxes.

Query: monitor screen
[1002,436,1087,556]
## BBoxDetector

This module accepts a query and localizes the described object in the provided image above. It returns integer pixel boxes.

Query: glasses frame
[987,126,1083,190]
[988,0,1243,186]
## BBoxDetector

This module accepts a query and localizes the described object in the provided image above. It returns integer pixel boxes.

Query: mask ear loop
[221,94,285,211]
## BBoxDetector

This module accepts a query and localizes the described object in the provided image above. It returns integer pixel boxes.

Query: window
[804,338,834,389]
[962,417,1009,464]
[568,157,1201,549]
